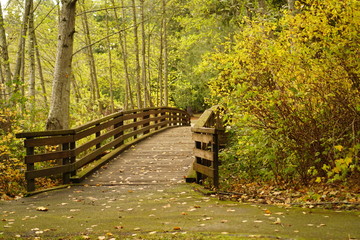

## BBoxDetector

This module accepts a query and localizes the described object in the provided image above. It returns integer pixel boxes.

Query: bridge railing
[16,107,190,192]
[191,105,225,189]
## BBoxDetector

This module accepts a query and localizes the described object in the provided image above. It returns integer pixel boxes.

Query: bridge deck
[83,126,194,186]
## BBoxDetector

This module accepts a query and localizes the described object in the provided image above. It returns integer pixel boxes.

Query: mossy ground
[1,184,359,240]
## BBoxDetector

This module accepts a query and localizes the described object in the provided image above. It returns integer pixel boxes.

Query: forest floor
[0,127,359,240]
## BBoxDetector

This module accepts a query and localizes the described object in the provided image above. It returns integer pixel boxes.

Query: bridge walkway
[83,126,194,187]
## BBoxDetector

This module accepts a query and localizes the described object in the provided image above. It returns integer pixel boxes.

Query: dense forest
[0,0,359,201]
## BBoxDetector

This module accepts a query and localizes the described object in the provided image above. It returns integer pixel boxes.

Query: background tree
[46,0,77,130]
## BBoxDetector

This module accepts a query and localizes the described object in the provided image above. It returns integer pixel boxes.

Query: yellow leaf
[334,145,343,151]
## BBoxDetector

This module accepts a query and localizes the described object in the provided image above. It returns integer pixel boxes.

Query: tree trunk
[12,0,32,97]
[105,3,114,113]
[140,0,150,107]
[0,2,12,101]
[111,0,134,110]
[46,0,77,130]
[288,0,295,11]
[28,0,36,112]
[158,21,163,106]
[34,33,48,109]
[132,0,142,109]
[162,0,168,106]
[80,2,100,104]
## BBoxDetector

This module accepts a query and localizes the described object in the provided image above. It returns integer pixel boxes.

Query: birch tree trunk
[0,3,12,100]
[28,0,35,111]
[34,33,48,108]
[12,0,32,97]
[162,0,168,106]
[46,0,77,130]
[288,0,295,11]
[105,4,114,113]
[80,3,100,104]
[140,0,150,107]
[132,0,142,109]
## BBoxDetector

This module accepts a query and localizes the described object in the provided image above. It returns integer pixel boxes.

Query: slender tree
[28,0,36,112]
[105,2,114,113]
[0,2,12,101]
[80,1,100,104]
[46,0,77,130]
[131,0,142,108]
[162,0,168,106]
[140,0,150,107]
[12,0,32,98]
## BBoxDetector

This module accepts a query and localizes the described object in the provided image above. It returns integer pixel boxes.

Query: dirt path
[1,127,359,239]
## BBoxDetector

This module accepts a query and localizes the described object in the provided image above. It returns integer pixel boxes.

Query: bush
[0,108,26,197]
[208,0,360,186]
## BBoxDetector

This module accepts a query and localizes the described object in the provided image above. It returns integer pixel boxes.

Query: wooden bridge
[16,106,224,193]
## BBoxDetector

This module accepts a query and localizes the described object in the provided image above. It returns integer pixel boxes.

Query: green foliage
[0,107,26,197]
[209,0,360,185]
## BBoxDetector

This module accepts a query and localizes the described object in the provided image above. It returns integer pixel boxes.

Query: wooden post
[70,140,76,176]
[133,112,138,139]
[25,137,35,192]
[143,109,150,134]
[95,123,101,149]
[195,139,203,184]
[114,114,124,148]
[62,140,70,184]
[212,131,219,188]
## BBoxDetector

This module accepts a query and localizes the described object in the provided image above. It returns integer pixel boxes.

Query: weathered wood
[17,107,190,192]
[24,135,74,147]
[191,127,216,134]
[191,105,222,189]
[193,162,214,178]
[192,133,213,144]
[25,150,75,164]
[25,164,73,179]
[16,129,75,138]
[193,148,214,161]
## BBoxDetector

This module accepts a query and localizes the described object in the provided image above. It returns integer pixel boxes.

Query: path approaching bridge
[1,126,360,239]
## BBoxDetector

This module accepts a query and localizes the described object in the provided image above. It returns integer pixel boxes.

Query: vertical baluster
[143,109,150,134]
[95,123,101,150]
[114,113,124,148]
[62,140,70,184]
[25,137,35,192]
[212,130,219,188]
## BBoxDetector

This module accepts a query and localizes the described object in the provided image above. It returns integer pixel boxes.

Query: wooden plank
[75,116,124,140]
[25,164,73,179]
[24,135,74,147]
[16,129,75,138]
[191,127,216,134]
[193,162,214,178]
[74,111,123,132]
[192,133,213,144]
[25,150,75,164]
[193,148,214,161]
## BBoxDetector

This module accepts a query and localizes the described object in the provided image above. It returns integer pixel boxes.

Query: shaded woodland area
[0,0,359,204]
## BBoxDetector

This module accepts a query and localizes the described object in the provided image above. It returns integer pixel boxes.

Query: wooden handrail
[191,105,224,188]
[16,107,190,192]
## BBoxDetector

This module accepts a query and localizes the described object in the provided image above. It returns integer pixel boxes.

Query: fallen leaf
[274,218,281,224]
[36,207,48,212]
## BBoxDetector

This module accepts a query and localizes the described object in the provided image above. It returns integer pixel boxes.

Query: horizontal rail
[17,107,190,192]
